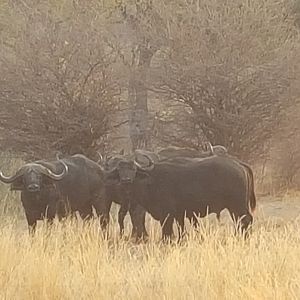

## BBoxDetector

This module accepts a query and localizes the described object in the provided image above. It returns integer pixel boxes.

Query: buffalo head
[100,150,154,185]
[0,160,68,192]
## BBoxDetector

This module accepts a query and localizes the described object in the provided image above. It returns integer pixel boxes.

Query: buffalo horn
[207,142,214,154]
[134,150,154,171]
[37,161,68,180]
[0,169,24,184]
[96,151,103,164]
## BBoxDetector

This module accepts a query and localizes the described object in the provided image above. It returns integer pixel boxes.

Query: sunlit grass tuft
[0,157,299,299]
[0,212,299,299]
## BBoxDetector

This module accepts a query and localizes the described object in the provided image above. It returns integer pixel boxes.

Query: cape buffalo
[100,144,253,239]
[0,154,108,233]
[99,153,148,240]
[100,144,228,237]
[109,144,228,232]
[157,143,255,225]
[105,151,256,241]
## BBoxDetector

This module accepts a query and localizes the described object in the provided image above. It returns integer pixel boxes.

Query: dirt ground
[215,194,300,226]
[259,196,300,219]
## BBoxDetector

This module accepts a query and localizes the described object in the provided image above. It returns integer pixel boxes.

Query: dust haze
[0,1,300,299]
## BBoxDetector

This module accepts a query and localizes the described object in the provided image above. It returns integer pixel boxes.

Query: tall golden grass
[0,158,299,299]
[0,205,299,299]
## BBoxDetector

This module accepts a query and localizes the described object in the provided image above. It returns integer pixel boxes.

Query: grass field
[0,191,300,299]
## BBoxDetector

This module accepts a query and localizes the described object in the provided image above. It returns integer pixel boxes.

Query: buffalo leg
[24,210,38,235]
[188,213,200,229]
[99,204,111,233]
[28,222,37,235]
[79,206,93,221]
[26,216,37,235]
[21,195,39,235]
[42,218,54,238]
[93,198,112,234]
[229,209,253,238]
[118,204,128,237]
[175,213,185,242]
[191,215,199,228]
[129,203,148,240]
[160,215,174,242]
[46,218,54,228]
[92,190,112,232]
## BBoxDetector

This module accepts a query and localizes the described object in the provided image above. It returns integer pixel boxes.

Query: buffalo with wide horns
[103,144,227,236]
[0,154,109,233]
[104,150,256,241]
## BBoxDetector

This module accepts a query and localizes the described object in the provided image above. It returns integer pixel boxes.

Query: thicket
[0,0,299,187]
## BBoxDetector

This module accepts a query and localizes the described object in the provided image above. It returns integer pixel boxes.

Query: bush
[150,0,300,162]
[0,1,121,160]
[270,105,300,190]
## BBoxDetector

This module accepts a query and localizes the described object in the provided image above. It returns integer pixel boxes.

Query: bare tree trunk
[115,0,164,151]
[128,43,156,151]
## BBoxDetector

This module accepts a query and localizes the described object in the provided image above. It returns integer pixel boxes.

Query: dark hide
[102,155,148,240]
[110,156,256,241]
[2,155,108,233]
[103,145,254,240]
[106,147,220,238]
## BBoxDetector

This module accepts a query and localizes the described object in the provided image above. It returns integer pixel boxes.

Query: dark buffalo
[102,144,226,237]
[158,143,226,223]
[0,154,108,233]
[99,153,148,240]
[99,144,252,239]
[105,151,256,241]
[157,151,255,229]
[158,143,255,225]
[118,144,227,227]
[156,144,255,230]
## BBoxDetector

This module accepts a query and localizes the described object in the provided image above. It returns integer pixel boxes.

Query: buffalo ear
[42,175,55,187]
[136,171,152,184]
[103,172,120,186]
[10,178,24,191]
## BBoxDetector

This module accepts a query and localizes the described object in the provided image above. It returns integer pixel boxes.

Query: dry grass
[0,204,299,299]
[0,160,299,299]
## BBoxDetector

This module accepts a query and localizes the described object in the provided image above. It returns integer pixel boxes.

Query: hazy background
[0,0,300,193]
